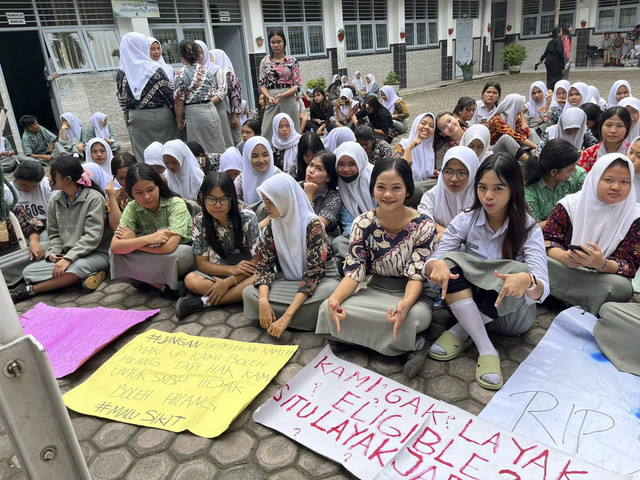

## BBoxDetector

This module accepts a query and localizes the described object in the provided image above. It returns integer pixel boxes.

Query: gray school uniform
[595,301,640,376]
[185,102,226,154]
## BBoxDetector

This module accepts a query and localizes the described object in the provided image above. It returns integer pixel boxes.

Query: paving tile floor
[1,68,638,479]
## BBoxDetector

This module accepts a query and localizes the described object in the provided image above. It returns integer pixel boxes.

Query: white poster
[254,345,628,480]
[481,307,640,479]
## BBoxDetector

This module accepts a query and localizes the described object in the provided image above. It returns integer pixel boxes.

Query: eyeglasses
[442,169,469,179]
[204,196,231,206]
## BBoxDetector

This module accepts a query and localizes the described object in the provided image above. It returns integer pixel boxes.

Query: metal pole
[0,272,90,479]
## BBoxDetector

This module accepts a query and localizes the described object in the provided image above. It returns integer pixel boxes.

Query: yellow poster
[63,329,297,438]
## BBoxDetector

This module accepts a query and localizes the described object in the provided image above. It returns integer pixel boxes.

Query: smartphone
[567,244,586,253]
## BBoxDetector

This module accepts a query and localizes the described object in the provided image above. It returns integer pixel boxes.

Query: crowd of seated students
[4,25,640,389]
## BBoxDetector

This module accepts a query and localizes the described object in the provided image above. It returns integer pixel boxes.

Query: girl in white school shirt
[425,154,548,390]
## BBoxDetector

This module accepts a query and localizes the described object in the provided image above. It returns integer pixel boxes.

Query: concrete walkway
[1,69,638,479]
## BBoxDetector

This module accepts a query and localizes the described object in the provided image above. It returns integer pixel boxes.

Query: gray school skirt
[243,258,340,332]
[442,252,537,336]
[547,257,633,315]
[214,102,234,149]
[261,88,300,145]
[595,302,640,376]
[185,102,226,154]
[0,241,48,286]
[54,138,80,157]
[23,251,109,284]
[316,274,436,356]
[128,106,183,163]
[109,245,195,290]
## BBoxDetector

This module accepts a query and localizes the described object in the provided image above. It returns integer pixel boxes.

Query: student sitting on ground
[80,112,121,153]
[19,115,60,164]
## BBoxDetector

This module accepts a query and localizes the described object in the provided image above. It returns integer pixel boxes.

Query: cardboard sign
[481,307,640,479]
[20,302,158,377]
[254,346,629,480]
[64,330,297,438]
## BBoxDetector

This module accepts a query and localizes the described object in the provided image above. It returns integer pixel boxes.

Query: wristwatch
[526,273,538,291]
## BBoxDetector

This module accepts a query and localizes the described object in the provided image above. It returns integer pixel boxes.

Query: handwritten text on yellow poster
[63,329,297,438]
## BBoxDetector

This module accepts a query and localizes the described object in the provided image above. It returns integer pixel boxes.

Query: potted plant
[384,71,400,93]
[448,27,454,35]
[306,77,328,92]
[580,20,587,28]
[487,23,492,33]
[501,42,527,74]
[456,59,475,81]
[400,30,406,40]
[338,28,345,42]
[506,25,512,32]
[255,36,264,47]
[111,48,120,59]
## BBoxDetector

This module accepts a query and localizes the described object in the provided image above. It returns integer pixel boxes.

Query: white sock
[449,298,500,385]
[437,310,495,346]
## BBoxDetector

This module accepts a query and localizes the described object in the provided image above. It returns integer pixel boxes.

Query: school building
[0,0,637,154]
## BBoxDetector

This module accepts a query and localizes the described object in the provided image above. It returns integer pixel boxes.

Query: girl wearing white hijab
[364,74,380,95]
[236,136,280,205]
[380,85,409,134]
[333,88,359,129]
[271,113,302,173]
[80,112,120,153]
[146,36,174,81]
[212,48,243,145]
[398,113,436,181]
[535,107,595,155]
[566,82,593,108]
[116,32,181,162]
[352,71,364,92]
[161,139,204,201]
[323,126,356,152]
[461,124,492,163]
[82,162,110,193]
[56,112,83,157]
[143,141,165,175]
[85,138,114,190]
[331,141,376,269]
[418,146,478,239]
[340,75,349,88]
[243,174,339,338]
[619,97,640,143]
[608,80,632,107]
[548,79,570,122]
[588,85,607,110]
[526,81,551,131]
[219,147,243,181]
[487,94,539,152]
[544,153,640,313]
[628,136,640,202]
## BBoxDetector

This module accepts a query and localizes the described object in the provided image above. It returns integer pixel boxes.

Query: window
[342,0,388,52]
[453,0,479,19]
[405,0,438,48]
[85,29,120,69]
[521,0,576,37]
[597,0,639,32]
[262,0,325,57]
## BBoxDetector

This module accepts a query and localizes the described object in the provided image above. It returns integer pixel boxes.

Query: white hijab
[431,146,479,226]
[352,71,364,91]
[589,85,607,110]
[195,40,220,75]
[323,126,356,153]
[568,82,592,108]
[619,97,640,144]
[162,139,205,201]
[146,36,174,81]
[338,87,357,118]
[559,153,640,257]
[119,32,161,100]
[400,113,436,181]
[82,162,110,193]
[546,107,587,150]
[550,80,571,110]
[85,138,114,182]
[256,174,318,281]
[365,74,376,93]
[90,112,109,139]
[608,80,632,107]
[488,94,525,130]
[341,75,349,87]
[629,136,640,201]
[241,136,277,205]
[144,141,164,167]
[271,113,302,173]
[239,99,248,125]
[60,112,83,141]
[220,147,243,173]
[331,74,339,84]
[334,141,376,217]
[528,81,547,119]
[461,124,492,163]
[381,85,400,116]
[211,48,235,74]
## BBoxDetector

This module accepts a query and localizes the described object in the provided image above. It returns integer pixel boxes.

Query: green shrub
[384,71,400,84]
[502,42,527,66]
[306,78,328,91]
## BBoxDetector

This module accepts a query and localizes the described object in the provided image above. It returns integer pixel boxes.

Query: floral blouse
[543,203,640,278]
[344,210,436,283]
[578,142,630,173]
[488,115,531,146]
[174,64,225,104]
[116,68,174,111]
[368,139,392,165]
[226,71,243,115]
[259,55,302,90]
[0,205,44,251]
[525,167,587,222]
[254,217,328,295]
[105,189,132,215]
[192,207,261,264]
[297,182,342,232]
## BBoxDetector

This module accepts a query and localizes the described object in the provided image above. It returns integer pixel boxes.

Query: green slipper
[476,354,503,390]
[428,330,474,361]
